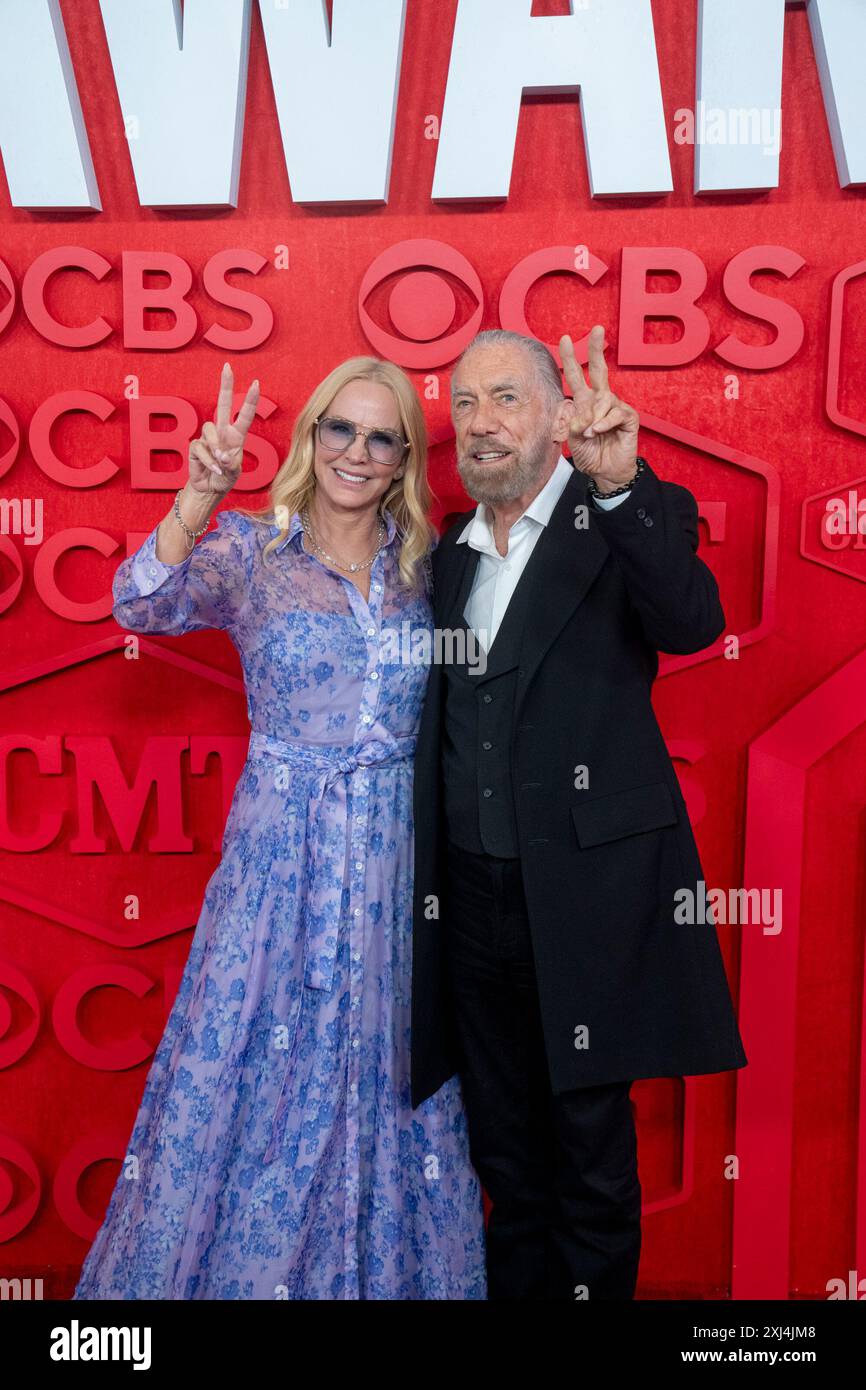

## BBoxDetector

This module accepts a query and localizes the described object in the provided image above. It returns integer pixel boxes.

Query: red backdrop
[1,0,864,1300]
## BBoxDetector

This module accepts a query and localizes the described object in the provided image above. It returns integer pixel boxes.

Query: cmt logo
[0,732,246,858]
[0,636,248,948]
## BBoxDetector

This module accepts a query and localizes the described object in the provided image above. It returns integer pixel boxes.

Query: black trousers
[443,840,642,1301]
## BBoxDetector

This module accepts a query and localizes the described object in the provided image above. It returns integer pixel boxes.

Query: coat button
[482,741,492,750]
[636,507,646,519]
[644,516,654,527]
[483,788,493,798]
[482,694,492,704]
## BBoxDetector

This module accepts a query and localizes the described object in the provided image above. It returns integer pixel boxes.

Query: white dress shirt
[456,454,630,652]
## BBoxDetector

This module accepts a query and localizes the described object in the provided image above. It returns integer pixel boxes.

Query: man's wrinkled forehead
[450,342,537,399]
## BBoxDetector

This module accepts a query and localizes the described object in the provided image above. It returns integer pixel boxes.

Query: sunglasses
[314,415,409,468]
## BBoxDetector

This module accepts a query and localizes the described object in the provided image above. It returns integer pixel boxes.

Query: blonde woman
[73,359,486,1300]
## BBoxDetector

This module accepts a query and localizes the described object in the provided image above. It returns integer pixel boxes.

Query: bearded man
[409,325,747,1301]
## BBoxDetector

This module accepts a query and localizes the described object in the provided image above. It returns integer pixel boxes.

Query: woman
[72,358,487,1300]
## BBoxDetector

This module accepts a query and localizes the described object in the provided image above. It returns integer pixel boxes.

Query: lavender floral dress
[72,505,486,1300]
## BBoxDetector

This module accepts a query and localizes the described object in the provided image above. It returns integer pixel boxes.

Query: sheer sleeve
[112,508,255,635]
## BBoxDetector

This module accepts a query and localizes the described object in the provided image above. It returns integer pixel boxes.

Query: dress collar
[271,506,398,554]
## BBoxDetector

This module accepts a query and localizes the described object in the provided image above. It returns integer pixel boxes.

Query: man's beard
[457,428,552,507]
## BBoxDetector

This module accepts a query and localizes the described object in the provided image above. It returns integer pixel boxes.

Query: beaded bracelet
[585,455,646,500]
[173,488,211,550]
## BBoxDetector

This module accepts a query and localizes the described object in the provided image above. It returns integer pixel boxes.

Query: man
[410,324,747,1301]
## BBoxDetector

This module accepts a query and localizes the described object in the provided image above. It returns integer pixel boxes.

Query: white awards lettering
[0,0,861,210]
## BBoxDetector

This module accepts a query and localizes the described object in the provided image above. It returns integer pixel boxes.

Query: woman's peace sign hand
[559,325,640,492]
[187,363,260,497]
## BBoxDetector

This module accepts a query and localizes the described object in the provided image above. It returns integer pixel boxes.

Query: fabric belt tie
[246,730,416,1163]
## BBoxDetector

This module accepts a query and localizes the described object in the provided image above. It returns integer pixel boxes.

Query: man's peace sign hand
[559,325,640,492]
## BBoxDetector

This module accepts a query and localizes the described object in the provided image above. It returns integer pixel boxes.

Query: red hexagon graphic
[826,257,866,439]
[0,632,248,948]
[800,474,866,585]
[641,411,780,676]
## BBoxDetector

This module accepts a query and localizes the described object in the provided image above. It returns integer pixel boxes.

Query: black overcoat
[410,458,748,1108]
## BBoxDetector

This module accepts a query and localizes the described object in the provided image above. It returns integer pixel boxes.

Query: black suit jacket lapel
[434,470,610,698]
[437,522,481,630]
[515,470,610,708]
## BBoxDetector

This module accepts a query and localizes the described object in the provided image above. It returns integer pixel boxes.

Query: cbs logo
[358,239,603,369]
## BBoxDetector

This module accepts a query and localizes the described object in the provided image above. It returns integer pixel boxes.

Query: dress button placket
[343,549,385,1297]
[343,765,365,1297]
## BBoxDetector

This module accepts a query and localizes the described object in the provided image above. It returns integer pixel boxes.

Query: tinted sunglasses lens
[367,431,404,465]
[319,418,355,450]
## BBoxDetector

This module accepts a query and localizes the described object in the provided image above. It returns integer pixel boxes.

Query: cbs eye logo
[0,254,15,338]
[358,240,607,370]
[359,239,484,368]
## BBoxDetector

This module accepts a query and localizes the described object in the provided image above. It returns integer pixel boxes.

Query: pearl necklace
[299,505,386,574]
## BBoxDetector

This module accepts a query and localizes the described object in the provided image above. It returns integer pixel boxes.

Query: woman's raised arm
[112,364,261,635]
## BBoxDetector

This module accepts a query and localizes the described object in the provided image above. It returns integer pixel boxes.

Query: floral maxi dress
[72,506,486,1300]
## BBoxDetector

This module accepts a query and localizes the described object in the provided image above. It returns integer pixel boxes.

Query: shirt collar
[272,506,398,553]
[456,454,574,548]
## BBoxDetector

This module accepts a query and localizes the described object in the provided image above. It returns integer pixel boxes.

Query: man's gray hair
[453,329,564,404]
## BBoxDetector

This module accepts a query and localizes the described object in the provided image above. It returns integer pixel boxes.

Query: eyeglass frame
[313,415,410,468]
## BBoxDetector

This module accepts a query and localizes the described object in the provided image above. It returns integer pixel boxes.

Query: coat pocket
[571,780,679,848]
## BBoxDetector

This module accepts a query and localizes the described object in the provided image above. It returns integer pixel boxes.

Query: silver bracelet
[173,488,211,550]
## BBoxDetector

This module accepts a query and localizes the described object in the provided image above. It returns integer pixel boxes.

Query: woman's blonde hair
[232,356,436,591]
